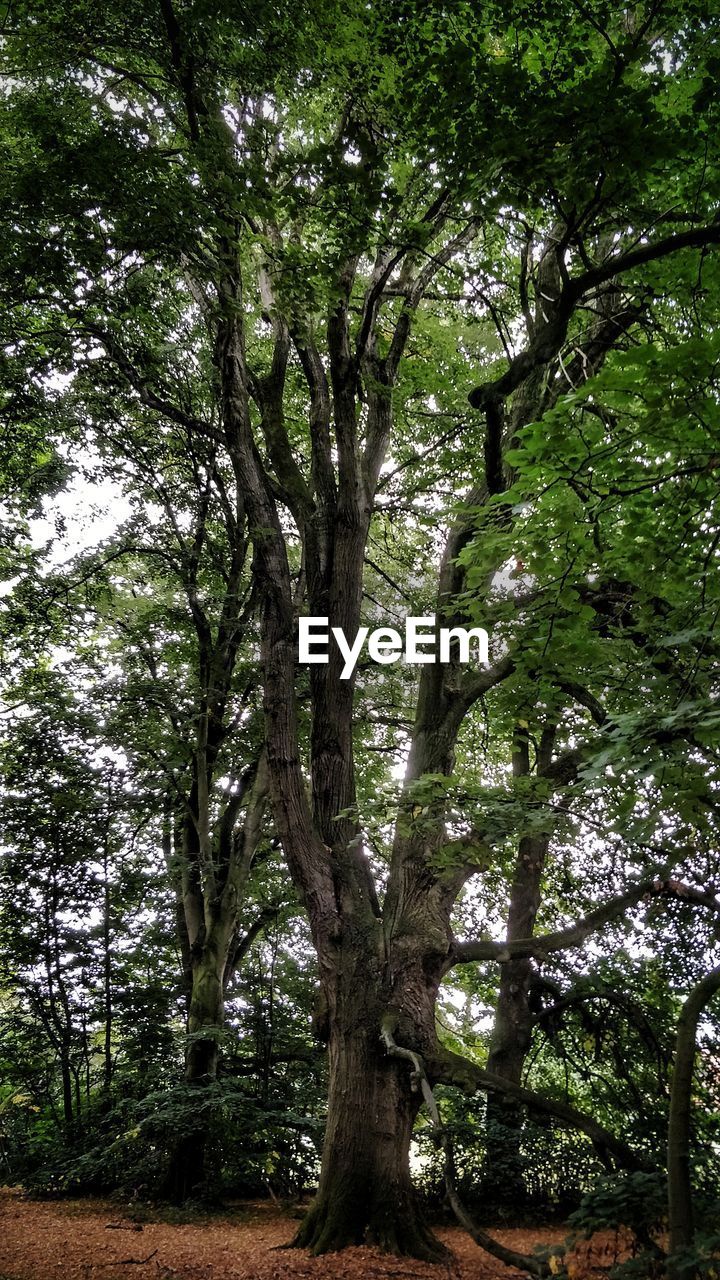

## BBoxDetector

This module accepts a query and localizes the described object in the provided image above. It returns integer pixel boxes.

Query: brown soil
[0,1188,626,1280]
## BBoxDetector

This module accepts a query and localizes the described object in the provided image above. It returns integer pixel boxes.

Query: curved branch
[81,320,212,438]
[468,220,720,412]
[430,1045,651,1170]
[455,652,516,720]
[380,1018,546,1277]
[384,222,479,381]
[556,680,607,726]
[667,963,720,1280]
[450,879,720,966]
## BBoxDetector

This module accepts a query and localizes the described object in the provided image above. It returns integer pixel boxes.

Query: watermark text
[298,616,489,679]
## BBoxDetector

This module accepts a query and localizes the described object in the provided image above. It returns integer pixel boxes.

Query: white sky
[30,466,132,567]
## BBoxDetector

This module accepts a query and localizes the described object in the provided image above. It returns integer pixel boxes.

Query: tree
[2,171,286,1194]
[668,965,720,1280]
[0,663,321,1201]
[0,675,166,1142]
[3,0,720,1261]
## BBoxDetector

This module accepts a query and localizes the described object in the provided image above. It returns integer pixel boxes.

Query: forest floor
[0,1188,628,1280]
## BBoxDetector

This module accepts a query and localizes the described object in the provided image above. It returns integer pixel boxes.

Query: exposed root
[291,1185,449,1262]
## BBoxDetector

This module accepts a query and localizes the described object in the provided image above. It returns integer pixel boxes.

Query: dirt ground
[0,1188,626,1280]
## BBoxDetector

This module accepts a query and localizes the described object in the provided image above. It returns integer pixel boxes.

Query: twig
[97,1249,159,1266]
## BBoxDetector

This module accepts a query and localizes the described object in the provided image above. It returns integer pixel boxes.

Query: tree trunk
[484,714,553,1206]
[102,859,113,1094]
[485,951,535,1206]
[162,754,268,1204]
[667,964,720,1280]
[162,947,226,1203]
[186,949,225,1082]
[294,998,446,1259]
[60,1051,74,1137]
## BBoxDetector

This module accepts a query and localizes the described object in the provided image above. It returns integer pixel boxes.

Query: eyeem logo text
[298,616,489,680]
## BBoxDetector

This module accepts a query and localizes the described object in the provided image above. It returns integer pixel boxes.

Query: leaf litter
[0,1188,630,1280]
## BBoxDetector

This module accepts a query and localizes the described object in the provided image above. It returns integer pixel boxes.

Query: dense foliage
[1,1,720,1275]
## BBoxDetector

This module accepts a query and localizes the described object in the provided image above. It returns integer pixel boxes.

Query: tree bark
[292,918,448,1261]
[485,833,550,1203]
[484,723,555,1203]
[162,745,268,1202]
[294,1011,445,1258]
[186,945,226,1083]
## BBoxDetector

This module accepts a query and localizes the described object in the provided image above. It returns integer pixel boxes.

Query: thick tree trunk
[186,951,225,1082]
[213,260,466,1260]
[294,1005,446,1259]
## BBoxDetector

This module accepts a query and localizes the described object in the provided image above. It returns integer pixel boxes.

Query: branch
[294,334,335,518]
[81,320,212,438]
[158,0,202,142]
[468,219,720,412]
[457,652,516,717]
[556,679,607,726]
[97,1249,159,1268]
[355,245,408,361]
[450,879,720,966]
[385,222,478,380]
[216,763,257,870]
[431,1044,650,1170]
[226,904,280,979]
[551,296,646,401]
[358,223,474,496]
[574,222,720,300]
[252,282,313,524]
[224,1045,324,1074]
[542,743,586,785]
[221,751,270,911]
[380,1017,546,1277]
